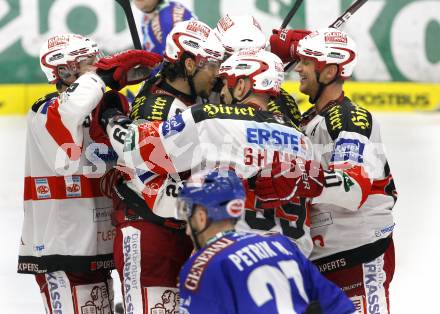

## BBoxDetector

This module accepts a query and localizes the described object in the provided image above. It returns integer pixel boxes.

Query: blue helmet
[178,169,246,222]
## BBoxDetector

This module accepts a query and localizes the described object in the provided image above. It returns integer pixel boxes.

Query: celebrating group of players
[17,0,397,313]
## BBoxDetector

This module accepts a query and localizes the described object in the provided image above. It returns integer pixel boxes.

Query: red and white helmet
[164,20,225,67]
[219,48,284,97]
[40,34,100,83]
[214,14,266,55]
[297,28,357,79]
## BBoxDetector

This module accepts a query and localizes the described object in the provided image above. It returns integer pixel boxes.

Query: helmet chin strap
[182,56,198,103]
[189,218,212,250]
[56,77,77,91]
[309,69,339,105]
[229,85,252,104]
[56,80,67,91]
[187,73,198,103]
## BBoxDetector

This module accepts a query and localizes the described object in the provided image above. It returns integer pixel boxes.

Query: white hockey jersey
[109,80,191,222]
[300,97,396,262]
[18,72,116,274]
[121,103,315,257]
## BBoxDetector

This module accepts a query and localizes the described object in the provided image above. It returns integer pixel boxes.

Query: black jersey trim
[313,236,392,274]
[131,93,174,121]
[17,253,114,274]
[267,87,301,127]
[192,103,292,126]
[323,97,373,141]
[31,92,58,113]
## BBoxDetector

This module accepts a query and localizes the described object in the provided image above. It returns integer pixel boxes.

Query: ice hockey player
[213,14,302,126]
[18,33,162,313]
[99,48,324,260]
[91,20,225,314]
[255,28,397,314]
[134,0,195,55]
[177,168,356,314]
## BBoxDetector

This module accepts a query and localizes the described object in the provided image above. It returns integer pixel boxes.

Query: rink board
[1,82,439,115]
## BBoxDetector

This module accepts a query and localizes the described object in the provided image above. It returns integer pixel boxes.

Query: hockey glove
[269,29,311,63]
[96,50,163,90]
[90,90,130,146]
[255,158,324,209]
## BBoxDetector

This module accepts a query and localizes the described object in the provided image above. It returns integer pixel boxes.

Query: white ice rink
[1,113,439,313]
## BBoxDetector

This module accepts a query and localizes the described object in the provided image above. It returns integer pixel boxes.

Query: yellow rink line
[1,82,439,115]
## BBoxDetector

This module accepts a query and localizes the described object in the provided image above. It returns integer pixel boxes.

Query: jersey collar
[317,91,345,115]
[156,80,195,106]
[205,229,236,246]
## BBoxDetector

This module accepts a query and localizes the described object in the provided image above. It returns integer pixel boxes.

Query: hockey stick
[284,0,369,71]
[281,0,304,29]
[115,0,142,49]
[277,0,304,72]
[329,0,369,28]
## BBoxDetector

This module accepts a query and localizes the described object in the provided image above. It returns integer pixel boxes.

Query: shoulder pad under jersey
[263,111,298,128]
[191,103,259,122]
[267,88,301,127]
[191,103,296,128]
[31,92,58,113]
[130,93,176,122]
[323,97,373,141]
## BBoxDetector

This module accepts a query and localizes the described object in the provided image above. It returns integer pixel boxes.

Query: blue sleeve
[159,2,196,49]
[179,264,234,314]
[183,6,197,21]
[182,295,226,314]
[158,6,174,49]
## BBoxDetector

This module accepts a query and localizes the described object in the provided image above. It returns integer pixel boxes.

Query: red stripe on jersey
[45,98,82,160]
[332,163,372,208]
[24,175,105,201]
[371,175,393,196]
[72,286,80,314]
[137,121,176,175]
[275,207,299,222]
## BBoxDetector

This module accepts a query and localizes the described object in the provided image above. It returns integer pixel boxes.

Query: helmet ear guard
[218,70,241,91]
[178,169,246,223]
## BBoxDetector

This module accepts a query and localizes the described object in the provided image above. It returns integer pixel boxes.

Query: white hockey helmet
[40,33,100,84]
[214,14,266,55]
[164,20,225,67]
[296,28,357,79]
[219,48,284,97]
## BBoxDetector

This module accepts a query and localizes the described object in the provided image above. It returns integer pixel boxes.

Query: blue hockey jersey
[140,0,196,55]
[179,232,355,314]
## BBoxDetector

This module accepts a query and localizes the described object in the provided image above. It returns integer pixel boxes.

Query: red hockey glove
[255,158,324,209]
[90,90,130,146]
[96,50,162,90]
[269,29,311,63]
